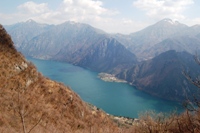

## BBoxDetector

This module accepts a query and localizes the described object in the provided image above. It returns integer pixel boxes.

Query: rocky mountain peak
[26,19,36,23]
[155,18,187,28]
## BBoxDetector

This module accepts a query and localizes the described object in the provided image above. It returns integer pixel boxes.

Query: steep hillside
[117,50,199,101]
[0,24,129,132]
[54,37,137,74]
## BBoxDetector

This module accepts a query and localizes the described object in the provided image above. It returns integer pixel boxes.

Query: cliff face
[0,24,124,132]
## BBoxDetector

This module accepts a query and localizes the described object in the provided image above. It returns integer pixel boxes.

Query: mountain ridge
[114,18,200,60]
[5,18,200,61]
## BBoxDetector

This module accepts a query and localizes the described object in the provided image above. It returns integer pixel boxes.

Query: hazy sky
[0,0,200,34]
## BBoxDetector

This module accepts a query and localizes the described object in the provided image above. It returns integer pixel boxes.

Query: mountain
[0,24,135,132]
[54,37,137,73]
[114,18,200,61]
[20,21,105,58]
[5,20,106,58]
[6,21,137,74]
[129,18,188,46]
[117,50,199,101]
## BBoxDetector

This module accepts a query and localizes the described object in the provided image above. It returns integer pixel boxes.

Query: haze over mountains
[115,18,200,61]
[5,18,200,101]
[2,22,200,133]
[5,20,137,74]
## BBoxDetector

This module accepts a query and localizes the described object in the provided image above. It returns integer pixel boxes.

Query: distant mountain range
[4,18,200,101]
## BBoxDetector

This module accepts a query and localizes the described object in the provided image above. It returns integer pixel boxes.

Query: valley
[2,0,200,131]
[5,18,200,102]
[1,18,200,132]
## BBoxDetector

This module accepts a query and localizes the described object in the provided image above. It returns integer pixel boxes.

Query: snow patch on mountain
[163,18,179,25]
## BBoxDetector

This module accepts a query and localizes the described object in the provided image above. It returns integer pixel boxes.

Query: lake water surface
[28,57,184,118]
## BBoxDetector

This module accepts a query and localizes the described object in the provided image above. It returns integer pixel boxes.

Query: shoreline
[87,103,139,127]
[98,73,127,83]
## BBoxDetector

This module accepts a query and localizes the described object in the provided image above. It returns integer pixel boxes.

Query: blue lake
[28,57,184,118]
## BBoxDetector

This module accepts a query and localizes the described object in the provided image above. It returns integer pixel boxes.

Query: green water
[28,57,184,118]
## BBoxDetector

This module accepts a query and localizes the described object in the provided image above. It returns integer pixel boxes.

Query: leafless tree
[14,82,43,133]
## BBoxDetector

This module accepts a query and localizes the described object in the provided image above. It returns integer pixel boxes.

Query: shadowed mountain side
[117,50,199,101]
[54,37,137,74]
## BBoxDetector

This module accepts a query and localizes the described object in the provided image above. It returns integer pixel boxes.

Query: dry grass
[127,109,200,133]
